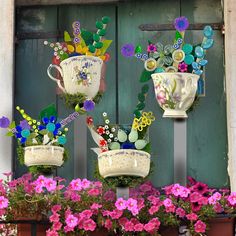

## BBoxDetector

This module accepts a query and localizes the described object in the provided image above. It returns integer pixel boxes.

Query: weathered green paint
[15,0,227,188]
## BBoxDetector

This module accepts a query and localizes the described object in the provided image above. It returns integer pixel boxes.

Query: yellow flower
[95,49,102,56]
[132,117,145,131]
[75,45,83,54]
[82,46,89,54]
[141,112,155,126]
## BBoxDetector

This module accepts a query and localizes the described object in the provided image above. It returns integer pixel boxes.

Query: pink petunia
[115,198,127,211]
[124,221,134,232]
[52,221,62,231]
[186,213,198,221]
[176,207,186,218]
[163,198,173,207]
[134,223,144,232]
[228,192,236,205]
[49,213,60,223]
[69,179,82,191]
[46,229,59,236]
[65,214,78,228]
[88,188,100,196]
[83,219,96,231]
[0,196,8,209]
[190,192,202,203]
[81,179,91,189]
[45,178,57,192]
[104,219,113,230]
[194,220,206,233]
[149,205,160,215]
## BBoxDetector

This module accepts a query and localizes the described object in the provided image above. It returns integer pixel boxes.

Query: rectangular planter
[17,224,49,236]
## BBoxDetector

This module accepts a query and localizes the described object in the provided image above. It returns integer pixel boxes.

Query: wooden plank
[14,6,58,177]
[16,0,119,6]
[118,0,180,187]
[56,4,116,180]
[0,0,14,179]
[224,0,236,191]
[182,0,228,187]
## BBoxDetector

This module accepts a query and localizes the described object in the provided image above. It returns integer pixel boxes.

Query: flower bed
[0,174,235,235]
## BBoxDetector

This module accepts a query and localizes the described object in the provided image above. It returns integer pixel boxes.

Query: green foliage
[60,91,103,109]
[81,29,94,45]
[39,104,57,120]
[140,69,153,83]
[64,31,72,42]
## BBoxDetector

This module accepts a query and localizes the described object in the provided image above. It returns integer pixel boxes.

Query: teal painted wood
[57,5,117,180]
[117,0,180,187]
[15,6,58,177]
[182,0,228,187]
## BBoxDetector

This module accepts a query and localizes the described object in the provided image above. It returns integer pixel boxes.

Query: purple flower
[20,120,31,130]
[83,100,95,111]
[0,116,10,128]
[121,44,135,57]
[174,16,189,32]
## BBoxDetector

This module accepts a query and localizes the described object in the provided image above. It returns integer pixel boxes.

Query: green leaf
[137,102,145,110]
[81,29,93,45]
[142,84,149,93]
[140,70,152,83]
[48,132,54,140]
[175,31,182,41]
[6,131,14,137]
[39,130,48,136]
[138,93,145,102]
[39,104,57,120]
[64,31,72,42]
[100,40,112,55]
[9,121,16,129]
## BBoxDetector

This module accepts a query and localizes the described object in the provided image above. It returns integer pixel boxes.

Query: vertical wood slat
[0,0,14,179]
[224,0,236,191]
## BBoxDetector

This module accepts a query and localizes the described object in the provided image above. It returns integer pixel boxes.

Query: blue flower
[174,16,189,32]
[0,116,10,128]
[121,142,135,149]
[83,100,95,111]
[15,126,30,144]
[38,116,61,135]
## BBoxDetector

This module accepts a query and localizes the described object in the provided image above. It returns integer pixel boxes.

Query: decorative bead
[195,46,204,58]
[46,123,56,132]
[172,49,185,63]
[144,58,157,71]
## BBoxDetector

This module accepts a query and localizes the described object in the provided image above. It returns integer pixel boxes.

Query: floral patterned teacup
[152,73,199,118]
[47,55,103,98]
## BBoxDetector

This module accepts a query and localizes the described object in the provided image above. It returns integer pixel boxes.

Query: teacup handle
[47,64,66,93]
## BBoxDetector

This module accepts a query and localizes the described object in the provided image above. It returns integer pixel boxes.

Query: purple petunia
[174,16,189,32]
[20,120,31,130]
[0,116,10,128]
[121,44,135,57]
[83,100,95,111]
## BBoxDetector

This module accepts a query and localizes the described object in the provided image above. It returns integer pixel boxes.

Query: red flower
[97,126,105,135]
[86,116,93,126]
[99,139,107,147]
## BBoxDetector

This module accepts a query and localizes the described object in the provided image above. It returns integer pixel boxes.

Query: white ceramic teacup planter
[24,145,64,167]
[47,55,103,99]
[152,72,199,118]
[97,149,151,178]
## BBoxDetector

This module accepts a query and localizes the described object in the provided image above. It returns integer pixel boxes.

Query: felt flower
[83,100,95,111]
[97,126,105,135]
[141,112,155,126]
[147,44,157,53]
[132,117,145,131]
[0,116,10,128]
[20,120,31,130]
[121,44,135,57]
[178,62,188,72]
[151,43,173,67]
[86,116,93,126]
[38,116,61,136]
[174,16,189,32]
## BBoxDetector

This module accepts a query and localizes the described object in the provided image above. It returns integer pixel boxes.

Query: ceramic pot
[24,145,64,167]
[47,55,103,99]
[98,149,150,178]
[152,72,199,118]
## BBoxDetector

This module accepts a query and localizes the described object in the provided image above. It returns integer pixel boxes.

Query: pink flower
[190,192,202,203]
[137,198,145,210]
[0,196,8,209]
[191,182,209,195]
[109,209,123,219]
[126,198,138,215]
[80,210,93,219]
[52,221,62,231]
[46,229,59,236]
[208,196,217,205]
[91,203,102,210]
[69,179,82,191]
[49,213,60,223]
[178,62,188,72]
[194,220,206,233]
[104,219,112,230]
[147,44,157,53]
[65,214,78,228]
[103,190,116,201]
[45,178,57,192]
[214,202,223,213]
[157,91,166,105]
[139,182,152,192]
[124,221,134,232]
[165,204,176,213]
[149,205,160,215]
[134,223,144,231]
[83,219,96,231]
[171,184,190,198]
[176,207,186,218]
[147,196,160,205]
[118,217,128,227]
[163,198,173,207]
[228,192,236,205]
[115,198,127,210]
[81,179,91,189]
[70,192,81,202]
[144,222,155,233]
[163,184,174,195]
[88,188,100,196]
[212,192,222,201]
[186,213,198,221]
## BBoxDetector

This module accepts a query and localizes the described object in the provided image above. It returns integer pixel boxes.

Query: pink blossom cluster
[115,197,139,215]
[33,175,57,193]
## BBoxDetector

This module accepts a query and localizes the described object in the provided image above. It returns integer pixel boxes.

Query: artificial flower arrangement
[86,84,155,187]
[45,16,112,111]
[0,104,79,174]
[121,16,214,118]
[0,173,235,236]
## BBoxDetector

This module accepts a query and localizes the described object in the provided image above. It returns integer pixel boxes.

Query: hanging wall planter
[24,145,64,167]
[152,72,199,118]
[98,149,151,178]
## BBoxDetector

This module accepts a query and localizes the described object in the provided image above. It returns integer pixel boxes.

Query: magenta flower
[178,62,188,72]
[81,179,91,189]
[214,202,224,213]
[88,188,100,196]
[227,192,236,205]
[104,219,112,230]
[191,181,209,194]
[194,220,206,233]
[65,214,78,228]
[115,198,127,210]
[186,213,198,221]
[46,229,59,236]
[163,198,172,207]
[69,179,82,191]
[134,223,144,232]
[50,213,60,223]
[52,221,62,231]
[124,221,134,232]
[147,44,157,53]
[121,43,135,57]
[45,178,57,192]
[0,196,8,209]
[176,207,186,218]
[90,203,102,210]
[174,16,189,32]
[0,116,10,128]
[51,205,62,213]
[148,205,160,215]
[109,209,123,219]
[190,192,202,203]
[83,219,96,231]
